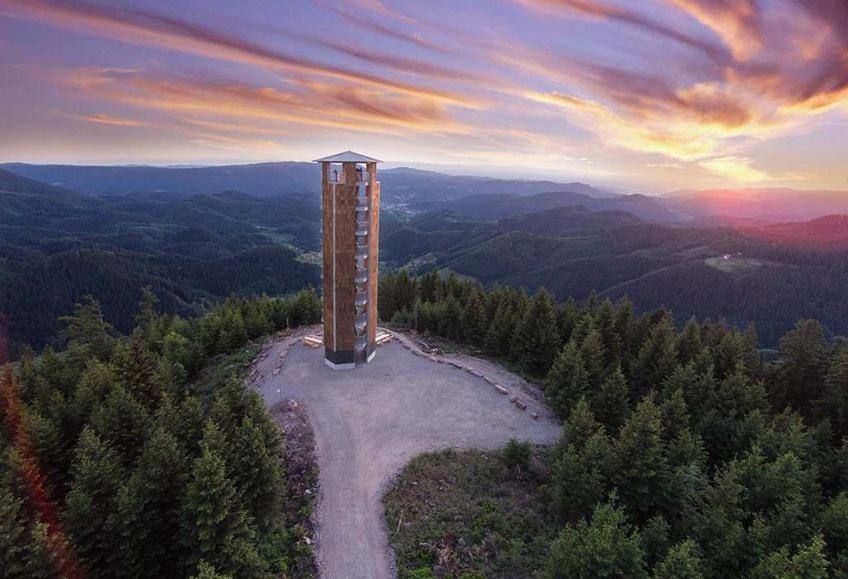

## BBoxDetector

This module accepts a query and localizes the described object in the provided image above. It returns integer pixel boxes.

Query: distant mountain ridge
[0,162,618,204]
[743,215,848,248]
[666,187,848,222]
[443,190,680,223]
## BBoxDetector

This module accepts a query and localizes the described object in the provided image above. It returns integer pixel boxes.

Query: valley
[2,163,847,356]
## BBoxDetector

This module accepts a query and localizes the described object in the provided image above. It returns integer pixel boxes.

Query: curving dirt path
[249,329,560,579]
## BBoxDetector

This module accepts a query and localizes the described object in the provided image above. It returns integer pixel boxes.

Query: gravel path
[249,329,561,579]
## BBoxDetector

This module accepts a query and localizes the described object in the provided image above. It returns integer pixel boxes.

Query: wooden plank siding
[334,162,358,353]
[320,159,380,365]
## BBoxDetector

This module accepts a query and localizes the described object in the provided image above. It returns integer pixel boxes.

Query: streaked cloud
[56,67,474,138]
[512,0,729,63]
[0,0,475,105]
[61,112,147,127]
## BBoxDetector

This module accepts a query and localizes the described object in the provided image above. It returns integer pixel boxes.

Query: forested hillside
[382,212,848,346]
[0,169,320,355]
[380,272,848,577]
[1,288,322,577]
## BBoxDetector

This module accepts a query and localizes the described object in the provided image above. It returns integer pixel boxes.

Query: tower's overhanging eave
[313,151,382,163]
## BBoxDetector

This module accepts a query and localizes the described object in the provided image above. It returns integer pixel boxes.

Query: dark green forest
[0,168,321,355]
[1,288,322,578]
[380,210,848,346]
[380,271,848,577]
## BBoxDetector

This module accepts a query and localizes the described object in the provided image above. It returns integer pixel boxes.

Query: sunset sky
[1,0,846,192]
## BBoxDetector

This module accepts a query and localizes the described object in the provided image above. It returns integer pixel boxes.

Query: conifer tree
[614,296,634,354]
[592,366,630,433]
[595,299,622,368]
[69,361,118,434]
[292,287,322,326]
[243,303,272,340]
[111,339,162,409]
[111,427,190,576]
[0,485,30,576]
[822,492,848,572]
[192,560,233,579]
[819,345,848,438]
[24,411,68,490]
[552,400,612,520]
[654,540,705,579]
[580,329,607,389]
[556,298,579,344]
[552,432,611,522]
[569,313,596,346]
[232,416,284,531]
[698,370,768,464]
[611,393,670,521]
[418,270,441,303]
[90,386,151,464]
[62,427,124,573]
[640,514,670,569]
[444,271,462,300]
[512,288,561,376]
[23,523,60,579]
[630,317,679,397]
[712,329,758,381]
[545,341,589,419]
[775,319,829,416]
[677,318,703,365]
[108,477,146,577]
[484,302,516,358]
[545,500,647,578]
[751,535,829,579]
[659,388,691,441]
[60,296,114,361]
[482,285,506,328]
[179,432,262,576]
[158,395,206,455]
[441,296,464,341]
[561,397,604,450]
[134,286,159,336]
[461,291,487,347]
[394,270,418,316]
[216,311,248,353]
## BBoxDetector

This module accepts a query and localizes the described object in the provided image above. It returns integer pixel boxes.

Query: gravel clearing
[249,329,561,579]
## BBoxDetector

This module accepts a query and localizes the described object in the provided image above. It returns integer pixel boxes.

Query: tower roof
[313,150,382,163]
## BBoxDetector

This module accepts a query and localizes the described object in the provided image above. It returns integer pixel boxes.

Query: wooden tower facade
[314,151,381,369]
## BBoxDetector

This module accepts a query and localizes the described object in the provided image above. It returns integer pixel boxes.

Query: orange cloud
[62,112,146,127]
[57,68,474,139]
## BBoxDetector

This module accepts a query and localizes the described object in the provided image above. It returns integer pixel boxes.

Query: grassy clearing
[704,255,765,273]
[383,447,558,578]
